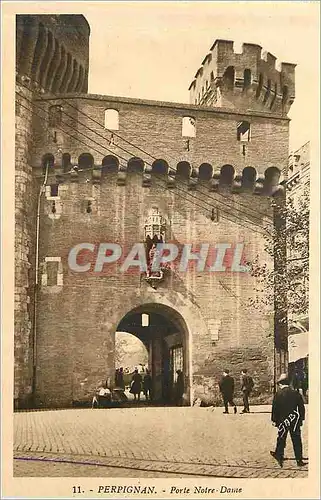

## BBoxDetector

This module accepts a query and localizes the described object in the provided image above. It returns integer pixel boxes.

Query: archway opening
[114,304,190,406]
[115,331,149,388]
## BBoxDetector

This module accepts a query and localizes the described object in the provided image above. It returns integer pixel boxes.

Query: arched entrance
[115,303,190,405]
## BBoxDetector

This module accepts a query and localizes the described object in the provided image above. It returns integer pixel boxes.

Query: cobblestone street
[14,405,308,478]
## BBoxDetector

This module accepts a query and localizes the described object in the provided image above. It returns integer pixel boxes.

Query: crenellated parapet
[189,40,295,116]
[39,152,285,197]
[16,14,90,94]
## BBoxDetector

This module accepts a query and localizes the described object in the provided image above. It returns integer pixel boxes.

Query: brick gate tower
[15,15,90,407]
[15,16,295,408]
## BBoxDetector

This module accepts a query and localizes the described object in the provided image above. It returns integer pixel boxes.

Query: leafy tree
[115,332,148,368]
[248,187,309,324]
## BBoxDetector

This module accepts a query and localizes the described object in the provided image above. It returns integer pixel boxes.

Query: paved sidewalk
[14,405,308,478]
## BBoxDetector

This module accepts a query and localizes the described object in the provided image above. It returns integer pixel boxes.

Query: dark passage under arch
[115,304,189,406]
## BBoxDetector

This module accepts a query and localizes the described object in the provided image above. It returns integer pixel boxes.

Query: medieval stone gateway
[15,14,293,408]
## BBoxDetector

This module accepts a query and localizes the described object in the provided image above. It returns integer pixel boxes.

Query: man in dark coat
[175,369,184,406]
[241,369,254,413]
[143,369,153,401]
[115,367,125,390]
[219,369,237,414]
[270,373,306,468]
[130,369,143,402]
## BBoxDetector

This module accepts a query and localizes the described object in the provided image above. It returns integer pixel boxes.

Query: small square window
[50,184,59,197]
[237,121,251,142]
[142,314,149,327]
[182,116,196,137]
[104,109,119,130]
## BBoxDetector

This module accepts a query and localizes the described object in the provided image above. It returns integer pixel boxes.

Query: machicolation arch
[38,153,284,196]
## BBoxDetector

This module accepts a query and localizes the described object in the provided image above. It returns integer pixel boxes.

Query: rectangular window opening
[182,116,196,138]
[142,313,149,327]
[47,261,58,286]
[237,121,251,142]
[50,184,59,197]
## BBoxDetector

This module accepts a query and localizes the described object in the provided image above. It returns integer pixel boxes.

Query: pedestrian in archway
[114,368,119,388]
[241,369,254,413]
[130,369,142,402]
[143,369,153,401]
[175,369,184,406]
[116,367,125,390]
[114,367,127,402]
[219,369,237,414]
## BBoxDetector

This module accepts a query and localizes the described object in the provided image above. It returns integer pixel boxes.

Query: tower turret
[16,14,90,93]
[188,39,295,115]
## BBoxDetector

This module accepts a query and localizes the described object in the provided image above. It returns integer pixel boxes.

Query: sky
[84,2,319,152]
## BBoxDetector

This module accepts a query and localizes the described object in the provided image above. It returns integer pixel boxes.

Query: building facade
[286,142,310,380]
[15,15,295,408]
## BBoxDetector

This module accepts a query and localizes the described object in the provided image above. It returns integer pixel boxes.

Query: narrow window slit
[50,184,59,197]
[211,208,219,222]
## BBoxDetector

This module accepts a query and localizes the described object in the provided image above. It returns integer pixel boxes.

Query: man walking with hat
[270,373,306,468]
[219,369,237,414]
[240,369,254,413]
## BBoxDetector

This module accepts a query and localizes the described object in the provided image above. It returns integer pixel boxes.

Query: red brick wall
[34,167,275,407]
[32,95,289,175]
[17,93,289,407]
[15,12,91,408]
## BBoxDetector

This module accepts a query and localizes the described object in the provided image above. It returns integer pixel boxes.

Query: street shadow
[247,411,271,414]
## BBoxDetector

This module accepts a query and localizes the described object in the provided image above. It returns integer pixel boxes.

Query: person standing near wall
[241,369,254,413]
[114,368,119,388]
[117,367,125,390]
[219,369,237,414]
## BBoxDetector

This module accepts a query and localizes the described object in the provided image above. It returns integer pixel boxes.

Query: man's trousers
[275,426,303,461]
[242,390,250,412]
[223,394,236,412]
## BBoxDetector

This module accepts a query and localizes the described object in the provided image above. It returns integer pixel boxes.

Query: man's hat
[277,373,289,385]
